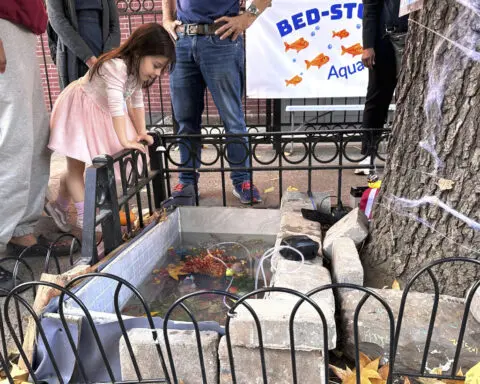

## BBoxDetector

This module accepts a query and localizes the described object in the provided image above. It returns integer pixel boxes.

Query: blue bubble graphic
[357,24,361,29]
[315,26,320,30]
[328,44,333,49]
[300,72,304,76]
[311,31,315,37]
[292,58,297,63]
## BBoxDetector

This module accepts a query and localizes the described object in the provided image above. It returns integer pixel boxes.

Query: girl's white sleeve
[130,87,145,109]
[100,59,127,117]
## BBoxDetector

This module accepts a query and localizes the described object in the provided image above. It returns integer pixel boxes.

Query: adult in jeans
[356,0,408,175]
[0,0,72,289]
[163,0,270,204]
[44,0,120,230]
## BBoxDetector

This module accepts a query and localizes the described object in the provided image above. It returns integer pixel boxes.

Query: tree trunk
[362,0,480,296]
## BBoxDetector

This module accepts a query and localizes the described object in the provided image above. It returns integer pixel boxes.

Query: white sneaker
[354,157,374,175]
[45,201,72,233]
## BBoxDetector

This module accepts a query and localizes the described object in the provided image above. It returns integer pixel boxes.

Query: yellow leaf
[378,363,389,380]
[465,362,480,384]
[287,186,298,192]
[264,187,275,194]
[404,377,412,384]
[329,364,349,381]
[438,178,455,191]
[392,279,401,290]
[166,263,187,281]
[360,352,372,368]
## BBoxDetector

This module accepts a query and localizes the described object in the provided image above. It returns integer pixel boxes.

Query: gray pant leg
[0,20,51,249]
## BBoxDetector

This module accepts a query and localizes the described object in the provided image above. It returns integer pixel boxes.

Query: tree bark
[362,0,480,296]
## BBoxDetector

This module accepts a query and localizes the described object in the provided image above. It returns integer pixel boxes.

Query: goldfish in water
[305,53,330,70]
[332,29,350,39]
[285,75,303,86]
[284,37,309,53]
[341,43,363,57]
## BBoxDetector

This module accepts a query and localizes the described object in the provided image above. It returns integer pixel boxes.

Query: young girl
[48,23,175,228]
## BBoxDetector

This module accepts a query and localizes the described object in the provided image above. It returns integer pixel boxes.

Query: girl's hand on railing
[123,140,146,153]
[136,133,154,146]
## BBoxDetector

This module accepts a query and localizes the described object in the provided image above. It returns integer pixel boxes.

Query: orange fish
[332,29,350,39]
[305,53,330,70]
[284,37,309,53]
[341,43,363,57]
[285,75,303,86]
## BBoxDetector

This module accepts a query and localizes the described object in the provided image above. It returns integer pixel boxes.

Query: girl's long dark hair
[89,23,175,88]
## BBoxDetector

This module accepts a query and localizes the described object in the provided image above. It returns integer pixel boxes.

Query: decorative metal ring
[199,142,221,166]
[222,138,249,165]
[142,0,155,11]
[312,136,340,164]
[253,142,278,165]
[123,156,137,188]
[210,127,222,135]
[342,136,369,163]
[281,141,308,164]
[166,140,195,167]
[128,0,142,12]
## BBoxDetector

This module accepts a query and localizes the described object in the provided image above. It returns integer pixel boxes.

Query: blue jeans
[169,33,250,186]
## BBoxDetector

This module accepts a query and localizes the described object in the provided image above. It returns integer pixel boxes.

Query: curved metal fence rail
[0,258,477,383]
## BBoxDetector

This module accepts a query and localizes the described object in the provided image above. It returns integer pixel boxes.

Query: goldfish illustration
[332,29,350,39]
[341,43,363,57]
[284,37,309,53]
[305,53,330,70]
[285,75,303,86]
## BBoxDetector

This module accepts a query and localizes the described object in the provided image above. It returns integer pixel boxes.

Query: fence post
[149,131,167,208]
[82,155,122,264]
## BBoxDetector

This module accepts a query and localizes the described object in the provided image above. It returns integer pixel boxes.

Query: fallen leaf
[464,363,480,384]
[269,177,280,181]
[264,187,275,194]
[392,279,401,290]
[287,186,299,192]
[284,151,292,157]
[404,377,412,384]
[438,178,455,191]
[330,364,349,381]
[360,352,372,368]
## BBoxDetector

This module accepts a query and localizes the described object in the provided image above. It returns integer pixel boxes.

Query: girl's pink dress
[49,58,143,164]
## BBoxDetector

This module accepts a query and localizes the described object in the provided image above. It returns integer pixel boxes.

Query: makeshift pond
[66,207,281,321]
[121,239,273,323]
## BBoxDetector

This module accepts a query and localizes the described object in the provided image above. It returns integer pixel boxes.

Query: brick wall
[36,0,267,125]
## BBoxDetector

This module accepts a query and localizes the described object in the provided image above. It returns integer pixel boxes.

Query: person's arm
[46,0,97,66]
[104,0,121,51]
[127,90,154,145]
[361,0,382,69]
[103,61,146,152]
[0,39,6,74]
[163,0,182,40]
[214,0,272,41]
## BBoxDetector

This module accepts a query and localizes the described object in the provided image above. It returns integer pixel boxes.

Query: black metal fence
[0,257,478,383]
[150,126,390,207]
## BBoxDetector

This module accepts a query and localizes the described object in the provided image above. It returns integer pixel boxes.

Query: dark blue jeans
[169,33,250,186]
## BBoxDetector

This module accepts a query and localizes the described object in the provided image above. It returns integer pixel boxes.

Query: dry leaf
[331,354,386,384]
[437,178,455,191]
[404,377,412,384]
[264,187,275,194]
[378,363,389,380]
[287,186,299,192]
[392,279,401,290]
[330,364,349,381]
[465,362,480,384]
[359,352,372,368]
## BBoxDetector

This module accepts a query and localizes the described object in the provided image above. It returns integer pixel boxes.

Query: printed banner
[246,0,368,98]
[399,0,424,16]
